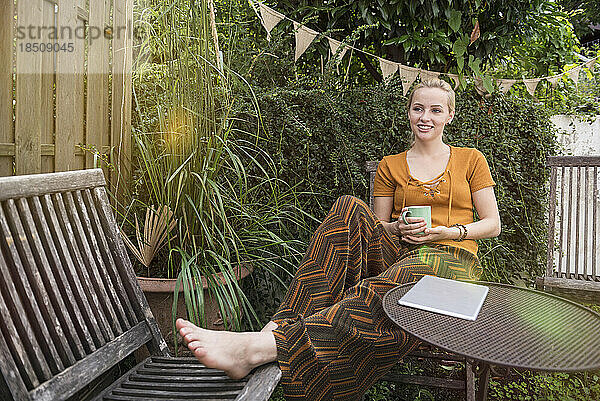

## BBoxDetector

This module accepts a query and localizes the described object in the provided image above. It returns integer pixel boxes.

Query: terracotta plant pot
[136,264,252,354]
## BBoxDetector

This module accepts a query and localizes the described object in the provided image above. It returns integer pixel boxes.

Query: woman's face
[408,87,454,144]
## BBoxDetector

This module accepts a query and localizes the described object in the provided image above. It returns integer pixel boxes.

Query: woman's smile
[416,123,434,132]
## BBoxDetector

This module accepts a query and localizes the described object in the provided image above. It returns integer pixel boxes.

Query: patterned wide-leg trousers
[271,195,482,400]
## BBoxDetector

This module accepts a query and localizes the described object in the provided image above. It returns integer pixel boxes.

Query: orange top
[373,146,495,256]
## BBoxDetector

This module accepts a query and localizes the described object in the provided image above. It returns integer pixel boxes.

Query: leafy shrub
[489,371,600,400]
[236,72,559,285]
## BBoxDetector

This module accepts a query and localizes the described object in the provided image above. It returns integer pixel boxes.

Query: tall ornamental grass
[126,0,312,335]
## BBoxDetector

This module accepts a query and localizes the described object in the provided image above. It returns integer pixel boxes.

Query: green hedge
[237,75,559,285]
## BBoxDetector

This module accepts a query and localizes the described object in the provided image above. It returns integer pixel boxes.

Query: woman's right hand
[393,207,427,238]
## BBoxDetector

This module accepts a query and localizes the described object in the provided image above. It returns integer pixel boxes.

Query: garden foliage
[128,0,311,332]
[272,0,579,81]
[236,70,559,285]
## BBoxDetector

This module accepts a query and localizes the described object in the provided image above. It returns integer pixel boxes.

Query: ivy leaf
[448,10,462,32]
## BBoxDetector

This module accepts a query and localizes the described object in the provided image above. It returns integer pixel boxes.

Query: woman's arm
[373,196,396,235]
[465,186,501,239]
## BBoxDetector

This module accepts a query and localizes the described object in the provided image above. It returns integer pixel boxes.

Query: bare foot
[261,320,278,332]
[176,318,277,379]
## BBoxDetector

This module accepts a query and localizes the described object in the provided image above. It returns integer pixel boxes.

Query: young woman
[176,78,501,400]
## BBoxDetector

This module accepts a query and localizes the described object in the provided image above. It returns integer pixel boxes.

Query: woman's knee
[378,256,436,284]
[329,195,372,219]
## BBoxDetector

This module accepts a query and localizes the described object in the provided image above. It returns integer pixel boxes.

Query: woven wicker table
[383,282,600,401]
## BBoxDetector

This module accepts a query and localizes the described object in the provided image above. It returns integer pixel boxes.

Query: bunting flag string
[523,79,540,97]
[257,3,284,41]
[498,79,517,94]
[328,38,348,61]
[250,1,599,96]
[567,65,582,86]
[447,73,461,89]
[546,74,562,88]
[294,23,318,62]
[399,65,420,94]
[380,58,398,81]
[420,69,440,82]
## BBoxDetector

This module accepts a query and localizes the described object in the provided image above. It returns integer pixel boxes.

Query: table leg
[465,360,476,401]
[475,363,490,401]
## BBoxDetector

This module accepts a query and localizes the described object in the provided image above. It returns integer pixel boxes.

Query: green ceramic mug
[400,206,432,236]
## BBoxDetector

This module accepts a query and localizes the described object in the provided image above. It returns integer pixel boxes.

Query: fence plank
[3,0,132,185]
[103,0,111,179]
[86,0,109,170]
[111,0,133,199]
[41,0,56,173]
[74,0,86,170]
[0,3,14,176]
[15,0,43,175]
[55,0,79,172]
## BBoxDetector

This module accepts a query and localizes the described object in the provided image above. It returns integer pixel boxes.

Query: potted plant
[120,0,308,353]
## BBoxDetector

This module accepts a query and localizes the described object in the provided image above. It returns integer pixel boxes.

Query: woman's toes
[187,340,202,351]
[193,347,207,358]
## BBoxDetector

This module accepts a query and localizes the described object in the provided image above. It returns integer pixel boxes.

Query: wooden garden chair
[536,155,600,302]
[366,160,477,400]
[0,169,281,401]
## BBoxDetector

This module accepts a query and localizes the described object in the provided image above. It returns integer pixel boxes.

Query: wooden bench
[0,169,281,401]
[366,161,477,400]
[536,156,600,302]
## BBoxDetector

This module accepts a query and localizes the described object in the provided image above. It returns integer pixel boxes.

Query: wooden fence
[0,0,133,194]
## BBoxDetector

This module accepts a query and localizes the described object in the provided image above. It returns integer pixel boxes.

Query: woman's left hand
[401,226,455,244]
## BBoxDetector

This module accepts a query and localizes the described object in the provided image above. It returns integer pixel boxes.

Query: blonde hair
[407,78,456,113]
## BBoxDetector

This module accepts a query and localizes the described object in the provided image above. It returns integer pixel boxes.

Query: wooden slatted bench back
[365,161,379,210]
[0,169,168,401]
[543,156,600,300]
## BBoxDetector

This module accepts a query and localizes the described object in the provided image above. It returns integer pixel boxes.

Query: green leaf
[431,2,440,17]
[408,1,416,16]
[397,34,410,43]
[456,55,464,71]
[468,55,481,75]
[483,76,494,93]
[448,10,462,32]
[453,38,467,56]
[380,6,389,20]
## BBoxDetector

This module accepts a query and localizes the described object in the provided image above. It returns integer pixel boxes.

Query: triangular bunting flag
[523,79,540,97]
[328,38,348,61]
[419,70,440,81]
[497,79,516,94]
[379,58,398,81]
[546,75,561,88]
[294,23,318,62]
[258,3,284,41]
[446,74,461,89]
[586,58,597,72]
[567,66,581,85]
[399,65,419,95]
[473,77,487,95]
